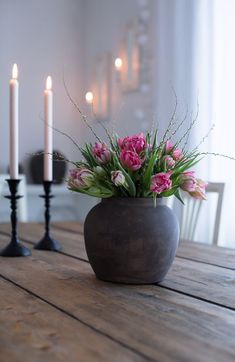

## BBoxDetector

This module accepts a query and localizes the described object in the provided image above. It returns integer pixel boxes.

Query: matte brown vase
[84,197,179,284]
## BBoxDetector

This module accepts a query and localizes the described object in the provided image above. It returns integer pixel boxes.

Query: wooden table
[0,222,235,362]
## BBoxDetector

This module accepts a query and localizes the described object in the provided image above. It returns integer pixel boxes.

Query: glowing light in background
[85,91,94,104]
[114,58,123,71]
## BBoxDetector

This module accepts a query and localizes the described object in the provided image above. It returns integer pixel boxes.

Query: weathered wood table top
[0,222,235,362]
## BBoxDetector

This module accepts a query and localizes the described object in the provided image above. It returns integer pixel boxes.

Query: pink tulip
[118,133,147,154]
[165,140,173,152]
[120,150,142,171]
[92,142,111,164]
[163,155,175,169]
[68,168,94,189]
[111,170,126,186]
[180,171,197,192]
[189,179,208,200]
[172,148,183,161]
[150,172,172,194]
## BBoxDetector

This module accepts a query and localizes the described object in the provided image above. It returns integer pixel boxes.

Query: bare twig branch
[199,151,235,161]
[175,101,199,147]
[167,106,190,142]
[62,73,103,143]
[191,124,215,153]
[39,114,82,154]
[162,87,178,142]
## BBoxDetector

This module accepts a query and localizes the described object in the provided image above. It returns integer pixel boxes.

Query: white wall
[81,0,155,141]
[0,0,85,180]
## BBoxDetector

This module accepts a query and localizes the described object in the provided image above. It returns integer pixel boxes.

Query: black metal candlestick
[0,179,31,257]
[34,181,61,251]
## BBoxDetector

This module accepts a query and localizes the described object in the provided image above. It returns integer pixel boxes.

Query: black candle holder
[34,181,61,251]
[0,179,31,257]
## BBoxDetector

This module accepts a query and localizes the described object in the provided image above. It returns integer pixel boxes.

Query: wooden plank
[162,257,235,308]
[0,223,87,260]
[0,234,235,362]
[52,221,83,234]
[1,224,235,309]
[0,277,144,362]
[177,241,235,270]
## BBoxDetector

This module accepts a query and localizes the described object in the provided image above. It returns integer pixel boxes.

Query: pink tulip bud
[92,142,111,164]
[172,148,183,161]
[68,168,94,189]
[111,170,126,186]
[163,155,175,169]
[165,140,173,153]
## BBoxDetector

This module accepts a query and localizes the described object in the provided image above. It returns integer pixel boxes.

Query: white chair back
[0,174,28,222]
[180,182,225,245]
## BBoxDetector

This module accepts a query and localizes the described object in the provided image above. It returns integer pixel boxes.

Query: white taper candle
[9,63,19,179]
[44,76,53,181]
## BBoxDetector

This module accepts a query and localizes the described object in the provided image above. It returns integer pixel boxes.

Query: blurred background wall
[0,0,234,247]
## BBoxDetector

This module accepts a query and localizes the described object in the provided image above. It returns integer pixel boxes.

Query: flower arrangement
[61,84,235,204]
[67,128,207,203]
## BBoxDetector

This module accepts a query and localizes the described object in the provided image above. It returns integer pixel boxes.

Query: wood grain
[0,222,87,260]
[0,277,143,362]
[52,221,84,234]
[0,233,235,362]
[177,241,235,270]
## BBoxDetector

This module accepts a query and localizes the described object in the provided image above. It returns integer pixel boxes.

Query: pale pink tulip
[172,148,183,161]
[163,155,175,169]
[189,179,208,200]
[111,170,126,186]
[180,171,197,192]
[165,140,173,152]
[92,142,111,164]
[68,168,94,189]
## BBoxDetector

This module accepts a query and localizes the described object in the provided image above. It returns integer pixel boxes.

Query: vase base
[95,273,163,285]
[0,242,31,257]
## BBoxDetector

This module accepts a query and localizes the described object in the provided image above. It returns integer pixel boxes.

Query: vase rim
[101,197,165,206]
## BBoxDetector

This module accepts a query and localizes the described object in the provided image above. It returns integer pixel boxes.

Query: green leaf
[143,150,158,188]
[161,186,179,197]
[112,155,136,197]
[173,155,202,175]
[146,132,151,146]
[174,189,184,204]
[69,186,113,198]
[152,129,158,150]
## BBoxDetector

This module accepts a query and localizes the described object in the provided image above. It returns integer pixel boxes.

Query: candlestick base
[0,241,31,257]
[34,180,62,252]
[0,179,31,257]
[34,234,61,251]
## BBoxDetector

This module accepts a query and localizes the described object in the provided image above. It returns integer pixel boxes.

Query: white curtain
[154,0,235,247]
[184,0,235,247]
[210,0,235,247]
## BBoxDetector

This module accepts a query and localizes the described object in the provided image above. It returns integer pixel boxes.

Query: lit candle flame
[85,91,94,104]
[115,58,123,70]
[46,76,52,90]
[12,64,18,79]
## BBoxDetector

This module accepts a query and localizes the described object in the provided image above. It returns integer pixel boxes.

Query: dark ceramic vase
[84,197,179,284]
